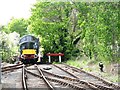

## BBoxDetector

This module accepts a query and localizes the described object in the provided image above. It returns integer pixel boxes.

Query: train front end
[19,35,39,64]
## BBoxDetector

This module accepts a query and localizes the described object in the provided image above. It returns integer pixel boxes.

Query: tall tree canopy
[30,2,119,62]
[3,18,28,36]
[30,2,80,60]
[1,2,118,62]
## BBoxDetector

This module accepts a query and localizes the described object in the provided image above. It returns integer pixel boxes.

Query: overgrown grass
[66,59,88,68]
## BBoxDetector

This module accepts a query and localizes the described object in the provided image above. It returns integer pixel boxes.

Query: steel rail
[89,82,114,90]
[53,64,115,90]
[2,64,32,72]
[2,63,23,69]
[53,64,99,90]
[2,65,23,72]
[41,69,99,90]
[22,64,28,90]
[26,70,86,90]
[34,64,55,90]
[46,76,86,90]
[63,64,120,89]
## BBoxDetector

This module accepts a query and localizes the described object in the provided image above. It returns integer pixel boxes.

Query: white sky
[0,0,36,25]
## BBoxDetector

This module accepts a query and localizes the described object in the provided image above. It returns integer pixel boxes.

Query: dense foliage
[2,18,28,36]
[0,30,20,63]
[0,2,119,63]
[0,18,26,62]
[29,2,119,62]
[29,2,80,61]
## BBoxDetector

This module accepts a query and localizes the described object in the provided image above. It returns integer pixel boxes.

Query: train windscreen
[20,42,38,49]
[19,35,38,44]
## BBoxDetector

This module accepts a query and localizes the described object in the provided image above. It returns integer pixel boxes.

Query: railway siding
[1,63,120,90]
[53,64,120,90]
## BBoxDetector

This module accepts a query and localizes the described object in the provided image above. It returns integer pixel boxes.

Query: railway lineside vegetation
[0,31,20,63]
[0,2,119,63]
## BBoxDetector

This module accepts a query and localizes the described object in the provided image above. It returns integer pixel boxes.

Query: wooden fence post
[48,52,51,63]
[59,53,61,62]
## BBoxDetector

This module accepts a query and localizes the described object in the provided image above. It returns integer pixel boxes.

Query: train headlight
[34,54,38,58]
[21,55,24,59]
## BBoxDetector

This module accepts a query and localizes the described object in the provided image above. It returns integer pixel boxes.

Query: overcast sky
[0,0,36,25]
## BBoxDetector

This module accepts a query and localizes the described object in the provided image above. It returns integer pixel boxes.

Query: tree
[6,18,28,36]
[30,2,119,62]
[0,30,20,63]
[30,2,80,61]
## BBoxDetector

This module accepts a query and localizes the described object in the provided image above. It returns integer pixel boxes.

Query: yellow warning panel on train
[22,49,36,54]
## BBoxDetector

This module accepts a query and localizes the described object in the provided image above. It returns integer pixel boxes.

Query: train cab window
[29,42,35,49]
[19,35,39,50]
[20,43,27,50]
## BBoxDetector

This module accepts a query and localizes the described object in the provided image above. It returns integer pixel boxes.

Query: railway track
[25,64,94,90]
[2,63,119,90]
[35,64,55,90]
[53,64,120,90]
[22,64,28,90]
[36,64,91,90]
[2,63,23,72]
[22,64,55,90]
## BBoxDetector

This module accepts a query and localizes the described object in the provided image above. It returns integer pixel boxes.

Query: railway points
[1,63,120,90]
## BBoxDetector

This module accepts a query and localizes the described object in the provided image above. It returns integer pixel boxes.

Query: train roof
[19,35,39,45]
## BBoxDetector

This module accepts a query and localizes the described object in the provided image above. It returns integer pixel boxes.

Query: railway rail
[34,64,55,90]
[26,65,88,90]
[22,64,28,90]
[53,64,120,90]
[2,63,23,72]
[2,63,119,90]
[21,64,55,90]
[64,64,120,89]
